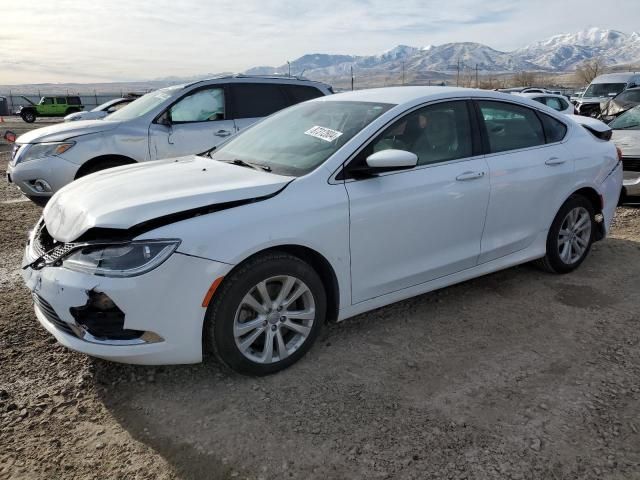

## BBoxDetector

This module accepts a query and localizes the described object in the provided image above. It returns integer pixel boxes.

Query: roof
[591,72,640,83]
[317,86,515,106]
[516,92,568,99]
[185,74,331,88]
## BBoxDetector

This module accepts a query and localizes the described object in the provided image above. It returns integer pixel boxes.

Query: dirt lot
[1,116,640,479]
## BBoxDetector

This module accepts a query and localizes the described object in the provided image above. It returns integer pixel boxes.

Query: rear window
[584,83,626,98]
[231,84,289,118]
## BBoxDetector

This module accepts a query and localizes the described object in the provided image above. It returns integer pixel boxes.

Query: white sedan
[64,97,135,122]
[22,87,622,375]
[516,92,574,115]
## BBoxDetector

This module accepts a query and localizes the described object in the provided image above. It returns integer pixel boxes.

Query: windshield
[584,83,626,98]
[610,106,640,130]
[107,87,180,121]
[208,100,395,176]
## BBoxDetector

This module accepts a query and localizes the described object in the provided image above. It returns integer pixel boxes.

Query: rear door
[345,100,490,303]
[230,83,291,132]
[475,100,573,264]
[148,85,236,159]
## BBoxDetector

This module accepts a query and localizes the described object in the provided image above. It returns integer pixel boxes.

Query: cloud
[1,0,639,83]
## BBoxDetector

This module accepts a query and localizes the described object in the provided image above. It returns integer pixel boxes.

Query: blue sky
[2,0,640,84]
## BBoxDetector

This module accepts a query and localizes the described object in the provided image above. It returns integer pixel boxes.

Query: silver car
[7,75,332,205]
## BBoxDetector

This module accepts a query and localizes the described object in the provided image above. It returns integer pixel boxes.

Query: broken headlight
[62,240,180,277]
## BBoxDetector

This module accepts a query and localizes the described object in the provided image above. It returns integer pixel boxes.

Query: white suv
[7,75,333,205]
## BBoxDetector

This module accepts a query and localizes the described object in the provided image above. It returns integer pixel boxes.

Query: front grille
[31,222,80,266]
[33,294,77,337]
[622,157,640,172]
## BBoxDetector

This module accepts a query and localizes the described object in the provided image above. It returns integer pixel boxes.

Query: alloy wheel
[557,206,591,265]
[233,275,315,364]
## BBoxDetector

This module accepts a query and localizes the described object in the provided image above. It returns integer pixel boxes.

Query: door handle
[215,130,231,137]
[545,157,566,166]
[456,171,485,181]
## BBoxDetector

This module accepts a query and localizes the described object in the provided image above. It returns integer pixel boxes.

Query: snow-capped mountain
[515,28,640,70]
[243,28,640,78]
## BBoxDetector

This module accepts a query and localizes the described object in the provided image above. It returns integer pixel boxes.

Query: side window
[68,97,82,105]
[169,88,225,123]
[43,98,54,105]
[283,85,324,105]
[55,97,66,104]
[478,101,545,153]
[365,101,473,166]
[232,84,289,118]
[538,112,567,143]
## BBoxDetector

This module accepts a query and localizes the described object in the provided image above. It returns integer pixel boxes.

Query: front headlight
[18,142,76,164]
[62,240,180,277]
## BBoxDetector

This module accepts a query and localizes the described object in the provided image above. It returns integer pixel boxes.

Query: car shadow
[94,235,640,480]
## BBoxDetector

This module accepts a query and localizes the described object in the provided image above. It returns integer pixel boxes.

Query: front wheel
[535,195,595,274]
[205,252,326,375]
[21,110,36,123]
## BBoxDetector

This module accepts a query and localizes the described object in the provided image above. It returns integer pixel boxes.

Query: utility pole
[475,64,479,88]
[287,61,291,77]
[456,59,460,87]
[350,65,354,91]
[401,61,405,85]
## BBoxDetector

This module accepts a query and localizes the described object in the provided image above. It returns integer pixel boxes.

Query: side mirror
[349,149,417,177]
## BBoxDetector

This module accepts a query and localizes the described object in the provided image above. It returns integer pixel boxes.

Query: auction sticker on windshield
[304,126,343,142]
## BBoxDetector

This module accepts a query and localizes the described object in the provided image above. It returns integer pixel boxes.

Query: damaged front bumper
[22,244,232,365]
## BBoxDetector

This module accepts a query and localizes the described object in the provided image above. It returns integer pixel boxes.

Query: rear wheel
[205,252,326,375]
[535,195,595,273]
[21,110,36,123]
[65,107,80,115]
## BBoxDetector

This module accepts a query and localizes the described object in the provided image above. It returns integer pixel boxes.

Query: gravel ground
[1,117,640,479]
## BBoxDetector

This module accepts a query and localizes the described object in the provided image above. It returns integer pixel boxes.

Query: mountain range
[245,28,640,78]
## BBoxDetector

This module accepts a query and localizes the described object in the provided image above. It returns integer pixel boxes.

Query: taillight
[616,146,623,161]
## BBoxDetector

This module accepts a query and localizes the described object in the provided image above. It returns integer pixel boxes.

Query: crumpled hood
[17,119,120,144]
[43,155,292,242]
[600,98,640,117]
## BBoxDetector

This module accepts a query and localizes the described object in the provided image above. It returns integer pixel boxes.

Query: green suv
[18,96,84,123]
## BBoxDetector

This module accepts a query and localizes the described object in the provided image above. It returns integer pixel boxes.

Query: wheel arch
[566,186,605,241]
[214,244,340,324]
[74,154,137,179]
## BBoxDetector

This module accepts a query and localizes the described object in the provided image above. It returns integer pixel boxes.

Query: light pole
[287,61,291,77]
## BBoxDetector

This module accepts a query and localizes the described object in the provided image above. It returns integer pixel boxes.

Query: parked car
[17,96,84,123]
[598,87,640,123]
[7,75,333,205]
[21,87,622,375]
[575,73,640,117]
[64,97,136,122]
[570,89,585,104]
[610,105,640,200]
[516,92,574,114]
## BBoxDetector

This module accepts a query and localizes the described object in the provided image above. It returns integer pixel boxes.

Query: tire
[65,107,80,115]
[21,110,36,123]
[75,158,133,179]
[205,252,326,375]
[535,195,595,274]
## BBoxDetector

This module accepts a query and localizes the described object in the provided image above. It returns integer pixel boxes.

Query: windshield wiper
[230,159,272,172]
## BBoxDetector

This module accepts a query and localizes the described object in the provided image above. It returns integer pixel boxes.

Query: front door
[149,86,236,160]
[345,100,490,303]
